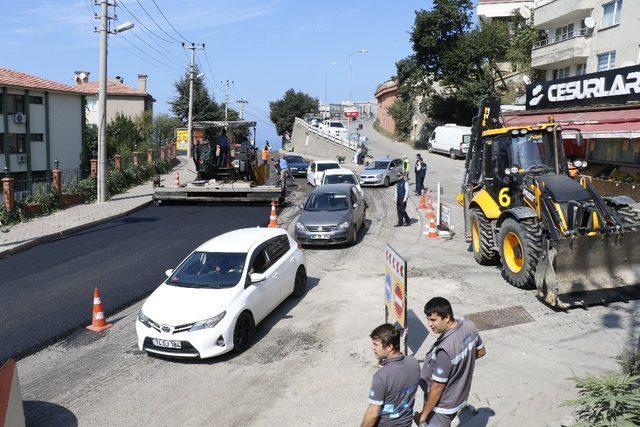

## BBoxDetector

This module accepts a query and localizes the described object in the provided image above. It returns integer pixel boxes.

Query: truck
[427,124,471,159]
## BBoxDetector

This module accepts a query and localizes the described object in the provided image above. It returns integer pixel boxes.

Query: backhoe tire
[470,208,499,265]
[497,218,543,290]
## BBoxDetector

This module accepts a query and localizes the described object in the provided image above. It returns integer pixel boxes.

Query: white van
[427,124,471,159]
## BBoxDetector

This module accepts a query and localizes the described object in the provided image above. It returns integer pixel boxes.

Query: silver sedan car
[359,158,403,187]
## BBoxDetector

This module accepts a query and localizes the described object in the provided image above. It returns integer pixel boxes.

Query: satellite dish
[584,17,596,29]
[519,6,531,20]
[522,75,532,85]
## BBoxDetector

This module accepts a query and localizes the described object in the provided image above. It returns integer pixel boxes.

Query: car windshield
[330,122,345,128]
[168,252,247,289]
[366,161,389,170]
[510,133,556,171]
[325,174,356,185]
[317,163,340,172]
[304,192,349,211]
[285,156,304,163]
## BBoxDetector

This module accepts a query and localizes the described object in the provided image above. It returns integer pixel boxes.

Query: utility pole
[221,80,234,121]
[95,1,133,203]
[236,99,248,120]
[182,42,205,159]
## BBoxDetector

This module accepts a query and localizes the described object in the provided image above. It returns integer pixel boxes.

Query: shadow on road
[407,309,429,357]
[23,400,78,427]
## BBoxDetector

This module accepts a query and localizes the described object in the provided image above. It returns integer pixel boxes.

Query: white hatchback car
[307,160,340,186]
[320,168,364,198]
[136,228,307,358]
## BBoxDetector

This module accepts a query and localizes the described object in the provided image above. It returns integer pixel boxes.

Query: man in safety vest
[262,142,270,165]
[402,155,410,180]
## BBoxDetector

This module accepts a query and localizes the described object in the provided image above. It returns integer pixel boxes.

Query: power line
[111,38,177,74]
[129,29,184,67]
[151,0,191,43]
[118,34,183,72]
[134,0,182,43]
[118,0,179,44]
[202,49,225,92]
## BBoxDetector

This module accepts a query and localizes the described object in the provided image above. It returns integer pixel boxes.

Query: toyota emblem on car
[160,325,172,334]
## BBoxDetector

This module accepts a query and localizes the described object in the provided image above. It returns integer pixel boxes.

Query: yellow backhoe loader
[458,97,640,308]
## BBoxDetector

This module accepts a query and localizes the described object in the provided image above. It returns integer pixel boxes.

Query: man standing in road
[360,324,420,427]
[262,142,270,165]
[414,154,427,195]
[402,156,410,180]
[217,129,230,167]
[395,172,411,227]
[414,297,486,427]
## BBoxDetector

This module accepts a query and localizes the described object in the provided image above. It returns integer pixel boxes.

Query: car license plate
[152,338,181,349]
[311,234,330,240]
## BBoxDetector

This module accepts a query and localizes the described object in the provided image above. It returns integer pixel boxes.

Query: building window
[86,97,98,112]
[597,51,616,71]
[6,95,25,114]
[555,24,574,42]
[29,96,43,105]
[576,63,587,75]
[602,0,622,28]
[9,134,26,154]
[31,133,44,142]
[553,66,571,80]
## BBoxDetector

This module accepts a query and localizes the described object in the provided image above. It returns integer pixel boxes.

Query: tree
[153,113,181,144]
[169,65,223,123]
[107,112,142,156]
[269,89,319,136]
[134,110,154,146]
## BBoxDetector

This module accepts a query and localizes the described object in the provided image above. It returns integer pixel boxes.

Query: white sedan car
[320,168,364,198]
[307,159,340,186]
[136,228,307,358]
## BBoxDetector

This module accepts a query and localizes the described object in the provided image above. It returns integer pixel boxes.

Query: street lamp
[325,61,336,111]
[96,0,134,203]
[349,49,368,105]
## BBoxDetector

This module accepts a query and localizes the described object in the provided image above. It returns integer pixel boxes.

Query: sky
[1,0,435,148]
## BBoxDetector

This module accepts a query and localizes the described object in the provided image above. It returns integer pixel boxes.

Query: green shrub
[27,187,61,214]
[564,373,640,426]
[617,347,640,376]
[76,177,97,202]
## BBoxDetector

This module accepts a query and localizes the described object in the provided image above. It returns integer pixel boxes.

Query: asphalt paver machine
[153,120,286,206]
[458,97,640,308]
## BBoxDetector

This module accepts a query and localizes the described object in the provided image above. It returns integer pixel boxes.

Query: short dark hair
[424,297,454,320]
[370,323,401,350]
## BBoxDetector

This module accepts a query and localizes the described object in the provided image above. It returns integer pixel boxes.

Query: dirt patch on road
[234,328,323,366]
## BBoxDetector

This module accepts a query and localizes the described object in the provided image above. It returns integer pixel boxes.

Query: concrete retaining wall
[288,118,355,161]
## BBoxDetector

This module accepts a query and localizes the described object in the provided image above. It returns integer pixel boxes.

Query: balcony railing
[533,28,593,49]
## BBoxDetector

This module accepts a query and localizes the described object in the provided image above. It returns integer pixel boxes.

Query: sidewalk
[0,156,196,258]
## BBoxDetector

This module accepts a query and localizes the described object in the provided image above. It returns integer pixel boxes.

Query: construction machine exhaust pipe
[535,232,640,308]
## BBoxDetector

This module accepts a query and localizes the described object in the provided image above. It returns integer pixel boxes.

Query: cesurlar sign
[526,64,640,110]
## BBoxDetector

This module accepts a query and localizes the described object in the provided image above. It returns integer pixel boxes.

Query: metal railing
[533,28,593,49]
[295,118,358,151]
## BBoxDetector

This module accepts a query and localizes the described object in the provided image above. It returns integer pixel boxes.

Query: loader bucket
[539,231,640,308]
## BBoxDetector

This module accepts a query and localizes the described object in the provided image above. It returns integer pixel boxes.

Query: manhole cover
[465,305,534,331]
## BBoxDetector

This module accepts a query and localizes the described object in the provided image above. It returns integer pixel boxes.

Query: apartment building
[531,0,637,81]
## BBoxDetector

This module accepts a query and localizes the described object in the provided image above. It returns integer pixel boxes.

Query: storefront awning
[503,106,640,139]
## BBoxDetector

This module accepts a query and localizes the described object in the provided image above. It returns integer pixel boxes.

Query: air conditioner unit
[16,154,26,163]
[14,112,26,124]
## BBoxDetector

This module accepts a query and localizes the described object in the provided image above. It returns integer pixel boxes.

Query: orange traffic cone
[423,200,438,239]
[174,171,181,187]
[418,191,427,210]
[86,287,113,332]
[267,201,279,228]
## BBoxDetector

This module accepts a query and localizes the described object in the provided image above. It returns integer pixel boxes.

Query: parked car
[359,158,403,187]
[320,168,363,198]
[319,120,349,140]
[307,159,341,186]
[136,228,307,359]
[295,184,366,246]
[306,116,322,127]
[282,155,309,177]
[427,124,471,159]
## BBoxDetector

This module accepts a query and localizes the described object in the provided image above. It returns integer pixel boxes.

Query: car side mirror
[165,269,173,277]
[250,272,266,283]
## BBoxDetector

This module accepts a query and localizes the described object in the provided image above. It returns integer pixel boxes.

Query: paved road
[0,204,270,361]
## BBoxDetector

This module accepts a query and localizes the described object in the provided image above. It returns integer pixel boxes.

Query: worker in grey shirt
[361,323,420,427]
[414,297,486,427]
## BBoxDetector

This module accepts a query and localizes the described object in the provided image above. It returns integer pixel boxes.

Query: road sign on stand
[384,244,408,354]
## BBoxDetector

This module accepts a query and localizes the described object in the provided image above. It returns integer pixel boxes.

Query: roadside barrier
[86,288,113,333]
[0,359,25,427]
[174,171,181,187]
[268,201,279,228]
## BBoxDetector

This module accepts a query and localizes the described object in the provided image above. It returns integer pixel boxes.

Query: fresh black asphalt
[0,204,270,361]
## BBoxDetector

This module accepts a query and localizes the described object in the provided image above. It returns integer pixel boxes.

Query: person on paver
[217,129,230,167]
[262,142,270,165]
[402,156,410,180]
[414,154,427,196]
[414,297,486,427]
[395,172,411,227]
[360,323,420,427]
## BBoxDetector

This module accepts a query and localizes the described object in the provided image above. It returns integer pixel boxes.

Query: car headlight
[295,222,306,231]
[189,311,226,332]
[337,221,350,230]
[138,311,152,327]
[376,174,383,179]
